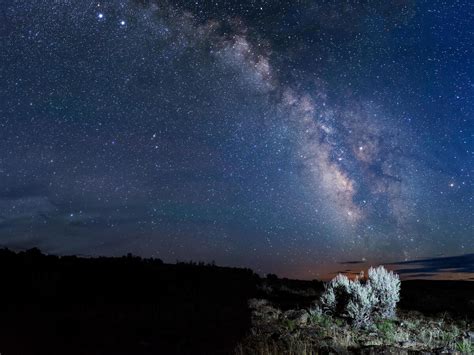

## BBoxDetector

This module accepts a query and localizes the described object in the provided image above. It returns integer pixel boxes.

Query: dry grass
[237,299,474,354]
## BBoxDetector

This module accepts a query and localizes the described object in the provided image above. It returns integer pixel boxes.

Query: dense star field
[1,0,472,279]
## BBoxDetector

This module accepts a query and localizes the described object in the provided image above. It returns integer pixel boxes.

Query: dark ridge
[398,279,474,317]
[0,248,259,355]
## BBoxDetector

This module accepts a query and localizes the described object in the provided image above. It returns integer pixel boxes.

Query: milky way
[1,0,472,279]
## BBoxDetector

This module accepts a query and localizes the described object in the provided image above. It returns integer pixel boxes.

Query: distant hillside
[0,248,259,355]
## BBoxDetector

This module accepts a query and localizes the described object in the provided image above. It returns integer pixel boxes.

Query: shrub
[455,339,473,354]
[282,318,296,332]
[367,266,400,319]
[320,274,351,315]
[320,274,375,327]
[308,305,323,323]
[376,319,397,342]
[308,305,333,327]
[346,280,376,327]
[320,267,400,327]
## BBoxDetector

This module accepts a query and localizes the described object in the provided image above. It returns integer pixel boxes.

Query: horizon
[3,246,473,282]
[1,0,472,280]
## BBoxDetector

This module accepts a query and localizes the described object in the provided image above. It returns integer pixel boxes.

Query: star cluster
[1,0,472,279]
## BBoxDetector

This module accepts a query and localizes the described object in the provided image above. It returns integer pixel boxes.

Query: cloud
[390,254,474,275]
[0,196,56,220]
[0,183,48,200]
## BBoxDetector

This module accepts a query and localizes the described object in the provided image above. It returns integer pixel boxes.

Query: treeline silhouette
[0,248,259,355]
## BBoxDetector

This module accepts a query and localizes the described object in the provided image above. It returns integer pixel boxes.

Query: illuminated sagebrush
[320,266,400,327]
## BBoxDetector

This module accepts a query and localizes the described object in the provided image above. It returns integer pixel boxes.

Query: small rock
[399,341,417,348]
[283,309,309,325]
[248,298,268,309]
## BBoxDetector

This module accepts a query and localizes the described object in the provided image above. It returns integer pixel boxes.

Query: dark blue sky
[1,0,472,279]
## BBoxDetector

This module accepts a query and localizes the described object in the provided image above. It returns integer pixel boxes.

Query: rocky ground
[235,279,474,354]
[236,299,473,354]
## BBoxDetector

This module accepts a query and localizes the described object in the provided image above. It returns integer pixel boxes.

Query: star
[0,0,471,281]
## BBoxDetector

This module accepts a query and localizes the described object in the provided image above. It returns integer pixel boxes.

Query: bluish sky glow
[1,0,472,279]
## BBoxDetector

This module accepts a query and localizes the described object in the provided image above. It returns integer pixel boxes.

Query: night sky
[1,0,472,279]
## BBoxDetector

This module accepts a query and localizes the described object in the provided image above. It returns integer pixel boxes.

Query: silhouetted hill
[0,248,259,355]
[399,279,474,317]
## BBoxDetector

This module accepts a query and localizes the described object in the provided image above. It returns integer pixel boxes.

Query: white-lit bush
[320,266,400,327]
[320,274,351,315]
[367,266,400,319]
[346,281,376,327]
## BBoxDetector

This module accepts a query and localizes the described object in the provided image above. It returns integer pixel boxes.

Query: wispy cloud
[389,254,474,276]
[339,260,365,265]
[335,254,474,281]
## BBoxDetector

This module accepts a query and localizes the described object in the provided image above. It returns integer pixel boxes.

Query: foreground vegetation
[238,299,473,353]
[0,249,472,354]
[237,268,473,354]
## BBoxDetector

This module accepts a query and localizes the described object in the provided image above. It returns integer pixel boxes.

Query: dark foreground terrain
[0,248,257,355]
[242,277,474,354]
[0,249,472,354]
